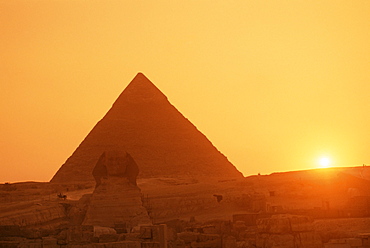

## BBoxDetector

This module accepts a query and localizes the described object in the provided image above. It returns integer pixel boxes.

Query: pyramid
[51,73,243,183]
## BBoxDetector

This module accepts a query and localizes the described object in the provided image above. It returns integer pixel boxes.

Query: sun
[318,157,332,168]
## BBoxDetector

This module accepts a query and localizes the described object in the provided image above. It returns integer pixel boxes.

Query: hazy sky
[1,0,369,183]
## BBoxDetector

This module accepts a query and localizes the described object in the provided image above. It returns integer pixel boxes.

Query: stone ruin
[256,215,322,248]
[0,150,168,248]
[83,150,151,228]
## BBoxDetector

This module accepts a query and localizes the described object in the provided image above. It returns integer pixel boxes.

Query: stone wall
[256,215,323,248]
[0,204,67,228]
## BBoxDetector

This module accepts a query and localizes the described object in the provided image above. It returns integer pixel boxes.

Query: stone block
[358,233,370,239]
[57,229,68,241]
[98,234,118,243]
[324,243,350,248]
[139,224,167,248]
[166,227,177,241]
[234,221,247,231]
[141,242,160,248]
[67,245,94,248]
[120,233,140,241]
[42,237,58,248]
[257,214,316,239]
[262,234,294,248]
[102,243,116,248]
[296,231,322,248]
[190,239,221,248]
[362,237,370,246]
[237,241,250,248]
[0,241,20,248]
[177,232,199,244]
[42,244,59,248]
[0,226,22,237]
[290,216,313,232]
[27,243,43,248]
[16,240,43,248]
[42,237,58,245]
[67,225,94,244]
[140,226,153,239]
[158,225,167,248]
[114,241,141,248]
[202,226,216,234]
[172,239,186,248]
[57,240,67,245]
[222,236,236,248]
[21,228,42,239]
[346,238,362,247]
[93,244,105,248]
[114,223,128,234]
[330,239,347,244]
[233,213,259,226]
[94,226,117,237]
[110,243,139,248]
[257,217,291,234]
[117,234,126,242]
[256,233,268,248]
[197,234,219,242]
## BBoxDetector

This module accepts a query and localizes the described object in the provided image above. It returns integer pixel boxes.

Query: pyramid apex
[112,73,167,107]
[129,72,154,85]
[130,72,150,82]
[134,72,147,78]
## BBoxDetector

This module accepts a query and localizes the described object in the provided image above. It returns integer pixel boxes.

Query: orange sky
[1,0,369,183]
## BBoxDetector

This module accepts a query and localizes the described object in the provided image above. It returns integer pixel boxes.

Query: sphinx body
[83,150,151,228]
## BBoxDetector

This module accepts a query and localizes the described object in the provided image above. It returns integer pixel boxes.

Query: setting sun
[318,157,332,168]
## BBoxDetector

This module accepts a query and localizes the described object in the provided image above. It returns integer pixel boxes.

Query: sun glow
[318,157,332,168]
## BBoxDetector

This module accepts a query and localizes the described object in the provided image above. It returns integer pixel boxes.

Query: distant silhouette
[213,194,223,203]
[57,193,67,200]
[83,149,151,227]
[51,72,242,184]
[93,150,139,187]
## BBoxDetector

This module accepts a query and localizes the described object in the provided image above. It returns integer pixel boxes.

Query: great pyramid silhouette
[51,73,242,183]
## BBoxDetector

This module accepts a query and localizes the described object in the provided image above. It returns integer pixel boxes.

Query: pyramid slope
[51,73,243,183]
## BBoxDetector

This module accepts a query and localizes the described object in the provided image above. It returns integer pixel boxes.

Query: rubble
[256,215,322,248]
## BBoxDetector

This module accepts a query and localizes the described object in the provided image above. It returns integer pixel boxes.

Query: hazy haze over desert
[1,1,370,242]
[1,1,369,183]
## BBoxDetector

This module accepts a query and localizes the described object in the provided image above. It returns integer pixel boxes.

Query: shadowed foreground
[1,166,370,247]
